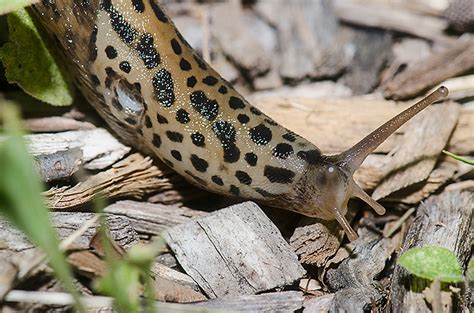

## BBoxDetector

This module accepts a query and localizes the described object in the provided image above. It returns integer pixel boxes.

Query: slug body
[32,0,448,240]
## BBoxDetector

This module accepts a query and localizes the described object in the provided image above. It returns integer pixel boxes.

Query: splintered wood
[163,201,306,298]
[44,154,175,210]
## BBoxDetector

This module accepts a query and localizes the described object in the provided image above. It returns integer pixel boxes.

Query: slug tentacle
[334,86,449,174]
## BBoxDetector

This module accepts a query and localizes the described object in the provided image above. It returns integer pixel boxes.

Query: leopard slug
[31,0,448,240]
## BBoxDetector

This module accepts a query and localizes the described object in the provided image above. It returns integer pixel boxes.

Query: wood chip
[104,200,208,236]
[24,116,95,133]
[389,191,473,312]
[382,38,474,100]
[334,0,452,45]
[257,0,347,80]
[325,228,395,311]
[372,102,460,200]
[163,201,305,298]
[289,217,345,267]
[194,291,304,312]
[0,212,139,252]
[25,128,130,170]
[33,148,82,182]
[44,154,175,210]
[211,2,272,76]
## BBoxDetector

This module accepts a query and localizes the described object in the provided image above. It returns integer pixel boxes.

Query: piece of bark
[194,291,304,312]
[343,27,393,95]
[33,148,82,182]
[381,38,432,87]
[325,228,395,311]
[259,0,347,81]
[0,213,139,252]
[290,217,345,267]
[448,105,474,155]
[24,128,130,170]
[383,38,474,100]
[24,116,95,133]
[303,294,335,313]
[389,191,473,312]
[44,154,176,210]
[334,0,452,45]
[211,2,272,77]
[104,200,208,236]
[372,101,460,201]
[386,156,459,204]
[163,201,305,298]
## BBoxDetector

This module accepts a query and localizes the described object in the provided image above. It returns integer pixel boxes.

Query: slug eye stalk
[329,86,449,240]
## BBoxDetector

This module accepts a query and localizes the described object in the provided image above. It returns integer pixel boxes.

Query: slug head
[302,86,449,241]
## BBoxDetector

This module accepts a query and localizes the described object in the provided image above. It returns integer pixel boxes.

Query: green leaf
[96,262,142,313]
[0,0,39,15]
[442,150,474,166]
[0,9,74,106]
[0,105,83,312]
[398,246,463,283]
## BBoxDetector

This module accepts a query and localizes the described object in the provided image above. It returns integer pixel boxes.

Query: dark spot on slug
[218,85,228,94]
[144,115,152,128]
[212,120,240,163]
[152,133,161,147]
[229,96,245,110]
[131,0,145,12]
[297,149,322,165]
[190,154,209,172]
[157,113,168,124]
[264,166,295,184]
[202,76,218,86]
[190,91,219,121]
[249,124,272,145]
[193,54,208,70]
[237,114,250,124]
[176,109,190,124]
[187,76,197,88]
[89,25,98,61]
[170,38,182,55]
[282,132,296,142]
[212,175,224,186]
[105,45,117,59]
[153,69,175,107]
[137,33,160,69]
[149,0,168,23]
[119,61,131,73]
[250,107,262,115]
[235,171,252,185]
[162,158,174,168]
[191,132,205,147]
[102,2,137,45]
[244,152,257,166]
[166,131,183,142]
[179,58,192,71]
[272,143,294,159]
[171,150,182,161]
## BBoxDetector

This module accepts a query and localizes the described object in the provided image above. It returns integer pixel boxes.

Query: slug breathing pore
[30,0,449,241]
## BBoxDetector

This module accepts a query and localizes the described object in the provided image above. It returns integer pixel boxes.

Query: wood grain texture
[104,200,208,235]
[382,38,474,100]
[163,201,305,298]
[325,228,394,311]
